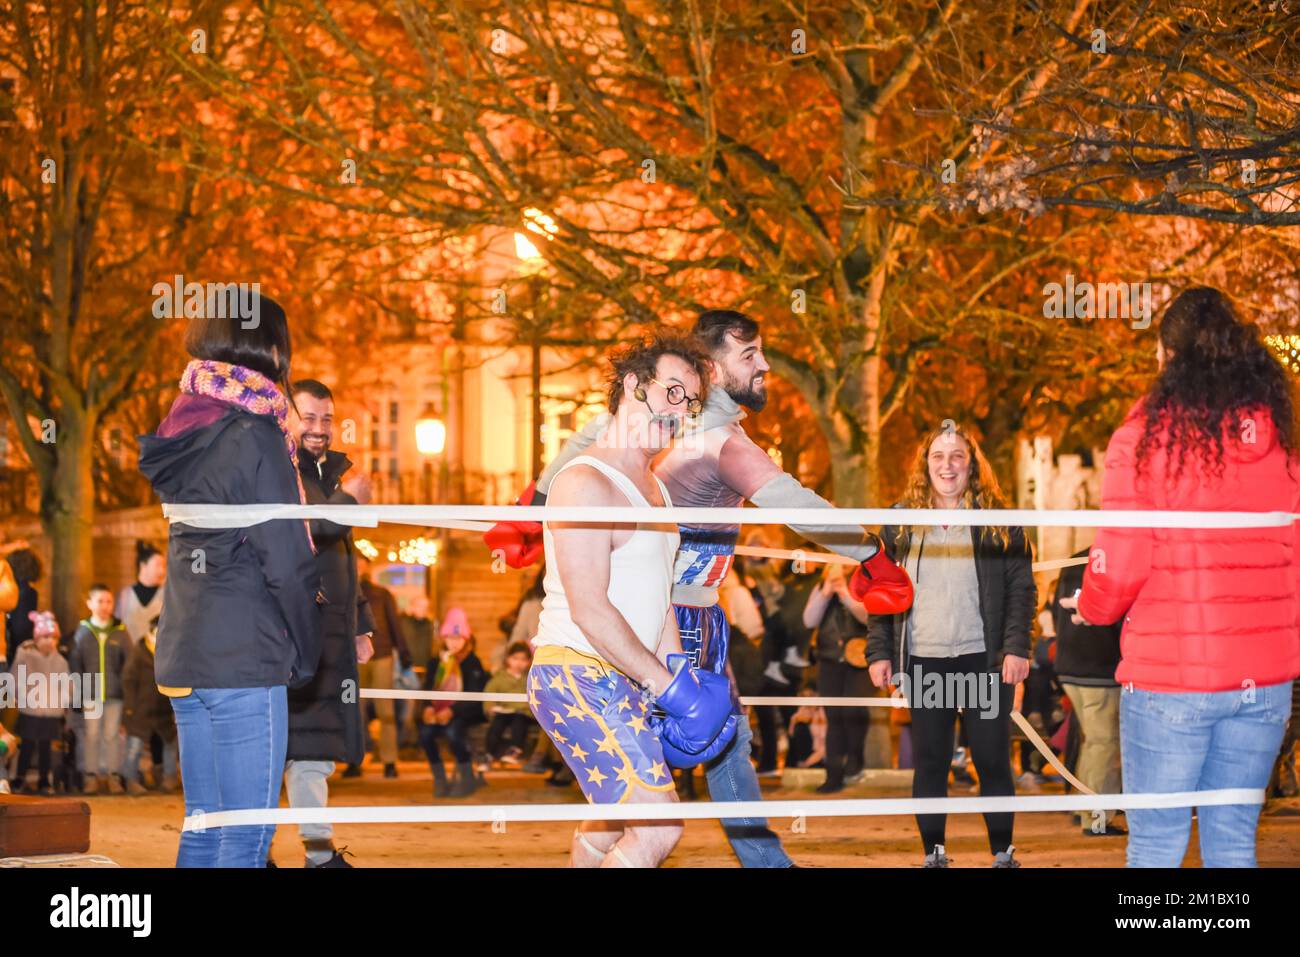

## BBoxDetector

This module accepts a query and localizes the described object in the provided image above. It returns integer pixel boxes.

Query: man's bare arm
[549,465,674,694]
[653,606,683,664]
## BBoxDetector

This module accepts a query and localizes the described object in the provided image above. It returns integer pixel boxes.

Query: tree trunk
[821,345,882,509]
[44,414,96,631]
[828,445,873,510]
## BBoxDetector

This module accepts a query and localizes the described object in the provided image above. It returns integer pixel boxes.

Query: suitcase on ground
[0,794,91,856]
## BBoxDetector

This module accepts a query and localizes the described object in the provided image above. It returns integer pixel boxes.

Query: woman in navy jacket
[139,294,322,868]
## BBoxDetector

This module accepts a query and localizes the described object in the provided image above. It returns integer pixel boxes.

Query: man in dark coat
[1053,549,1124,835]
[283,379,376,868]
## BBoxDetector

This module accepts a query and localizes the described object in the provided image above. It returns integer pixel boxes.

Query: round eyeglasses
[649,377,703,415]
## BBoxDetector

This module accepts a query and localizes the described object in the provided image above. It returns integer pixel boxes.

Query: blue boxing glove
[653,654,733,755]
[659,712,740,769]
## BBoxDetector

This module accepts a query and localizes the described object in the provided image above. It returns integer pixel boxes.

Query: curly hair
[895,422,1010,549]
[606,330,711,413]
[1136,287,1297,481]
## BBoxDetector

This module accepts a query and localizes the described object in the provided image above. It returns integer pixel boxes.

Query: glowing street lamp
[415,405,446,456]
[415,404,446,611]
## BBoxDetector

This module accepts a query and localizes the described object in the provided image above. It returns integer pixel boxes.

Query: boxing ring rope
[163,502,1300,530]
[162,501,1290,832]
[183,790,1264,832]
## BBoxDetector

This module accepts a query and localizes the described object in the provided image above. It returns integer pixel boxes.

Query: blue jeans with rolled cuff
[704,718,795,868]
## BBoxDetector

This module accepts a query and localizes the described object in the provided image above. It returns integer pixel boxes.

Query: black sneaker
[341,764,362,779]
[383,763,398,779]
[310,847,355,868]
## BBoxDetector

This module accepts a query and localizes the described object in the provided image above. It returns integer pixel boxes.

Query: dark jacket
[867,505,1036,671]
[422,650,488,724]
[287,448,376,763]
[813,594,869,664]
[772,573,818,661]
[67,619,132,702]
[361,579,410,667]
[4,578,38,666]
[728,604,766,698]
[138,394,323,690]
[121,639,177,741]
[1052,550,1121,687]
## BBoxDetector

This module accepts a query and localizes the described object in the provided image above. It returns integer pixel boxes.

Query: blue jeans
[1122,682,1292,868]
[123,735,178,785]
[171,687,288,868]
[704,718,794,868]
[78,699,124,776]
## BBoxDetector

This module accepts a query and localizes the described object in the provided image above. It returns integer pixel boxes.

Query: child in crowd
[10,611,69,795]
[787,687,827,769]
[121,616,179,795]
[483,641,534,766]
[66,584,131,794]
[418,608,487,798]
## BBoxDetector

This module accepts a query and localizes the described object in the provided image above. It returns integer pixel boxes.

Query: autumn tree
[167,0,1300,508]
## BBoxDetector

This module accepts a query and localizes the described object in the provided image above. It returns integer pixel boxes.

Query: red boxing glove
[483,481,545,569]
[848,533,914,615]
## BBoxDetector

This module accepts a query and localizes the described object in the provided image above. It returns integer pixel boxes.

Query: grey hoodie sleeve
[748,473,879,562]
[536,413,612,496]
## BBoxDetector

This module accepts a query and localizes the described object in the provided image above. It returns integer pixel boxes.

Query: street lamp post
[515,231,547,482]
[415,403,446,616]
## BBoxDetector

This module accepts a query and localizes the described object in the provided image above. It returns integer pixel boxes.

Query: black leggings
[907,653,1015,855]
[485,713,531,757]
[754,680,796,773]
[817,659,872,783]
[16,739,53,787]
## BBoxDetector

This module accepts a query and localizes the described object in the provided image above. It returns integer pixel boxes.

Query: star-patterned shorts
[528,645,675,804]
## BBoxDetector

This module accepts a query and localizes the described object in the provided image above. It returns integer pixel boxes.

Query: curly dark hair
[1136,286,1296,481]
[606,330,711,413]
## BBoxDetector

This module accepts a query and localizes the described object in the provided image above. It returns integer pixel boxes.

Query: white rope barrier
[166,499,1271,834]
[163,502,1300,530]
[182,788,1262,831]
[361,688,902,707]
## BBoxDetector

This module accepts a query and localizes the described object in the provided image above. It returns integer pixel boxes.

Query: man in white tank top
[528,333,734,868]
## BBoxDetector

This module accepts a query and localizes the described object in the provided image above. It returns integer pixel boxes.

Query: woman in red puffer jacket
[1069,286,1300,868]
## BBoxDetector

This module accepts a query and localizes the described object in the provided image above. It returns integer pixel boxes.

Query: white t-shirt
[533,455,680,658]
